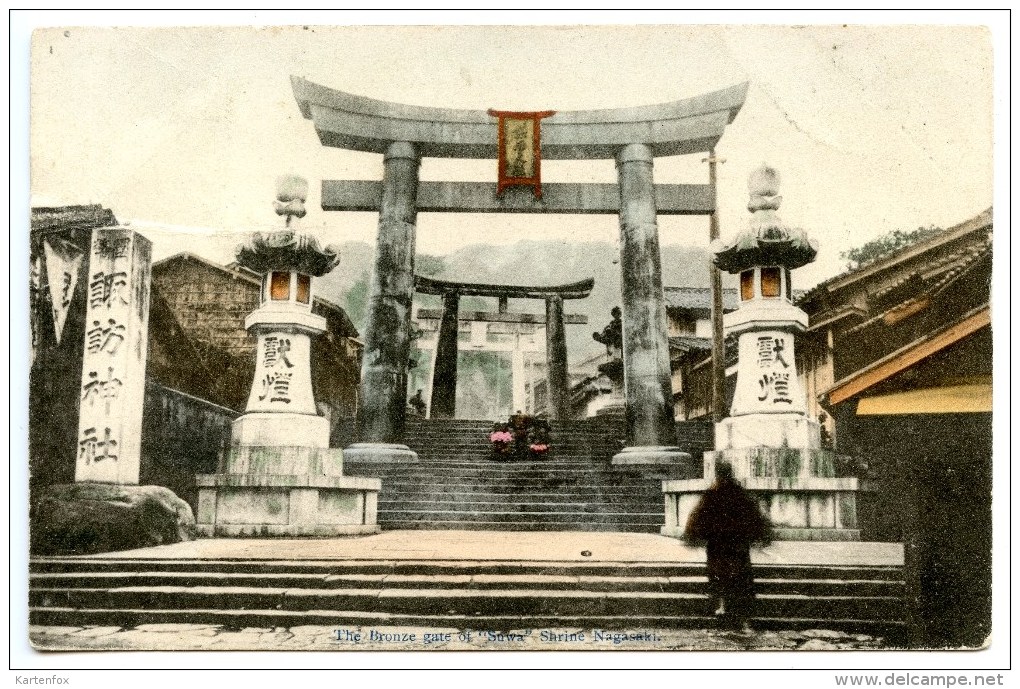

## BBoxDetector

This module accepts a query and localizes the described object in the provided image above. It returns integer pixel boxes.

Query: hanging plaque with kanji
[487,109,555,199]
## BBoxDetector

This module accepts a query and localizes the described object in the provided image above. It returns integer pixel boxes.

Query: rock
[800,638,838,650]
[30,483,196,555]
[802,628,845,639]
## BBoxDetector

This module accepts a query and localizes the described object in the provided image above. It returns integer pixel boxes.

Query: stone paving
[73,530,904,567]
[31,623,892,652]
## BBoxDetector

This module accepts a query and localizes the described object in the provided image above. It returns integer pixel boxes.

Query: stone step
[30,586,902,622]
[28,606,906,638]
[348,458,616,468]
[345,467,652,479]
[379,520,664,532]
[30,571,903,598]
[410,446,595,451]
[378,496,664,509]
[370,490,661,505]
[406,432,598,439]
[365,482,661,494]
[402,456,607,464]
[376,509,665,523]
[345,460,660,473]
[407,435,596,442]
[361,476,664,489]
[29,558,905,581]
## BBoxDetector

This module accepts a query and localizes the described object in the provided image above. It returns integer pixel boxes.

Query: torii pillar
[345,142,420,463]
[545,295,570,421]
[429,291,460,419]
[611,144,689,466]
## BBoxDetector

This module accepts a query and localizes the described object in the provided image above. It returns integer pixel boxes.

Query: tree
[840,225,943,270]
[344,270,370,333]
[416,253,445,277]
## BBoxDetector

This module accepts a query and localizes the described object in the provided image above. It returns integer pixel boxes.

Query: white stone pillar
[75,228,152,484]
[511,333,527,413]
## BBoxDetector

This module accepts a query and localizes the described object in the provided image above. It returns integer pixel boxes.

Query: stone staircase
[343,418,697,533]
[28,555,906,639]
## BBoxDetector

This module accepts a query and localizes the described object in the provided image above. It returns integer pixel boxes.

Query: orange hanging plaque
[487,109,555,199]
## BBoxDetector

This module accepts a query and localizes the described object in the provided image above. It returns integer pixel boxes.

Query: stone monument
[75,229,152,484]
[196,176,381,536]
[662,165,860,541]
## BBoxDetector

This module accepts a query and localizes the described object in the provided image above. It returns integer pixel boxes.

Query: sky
[22,14,999,290]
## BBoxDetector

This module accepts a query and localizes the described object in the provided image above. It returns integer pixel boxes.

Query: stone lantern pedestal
[196,186,380,537]
[662,165,860,541]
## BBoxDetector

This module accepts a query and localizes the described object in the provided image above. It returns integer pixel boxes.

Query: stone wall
[140,382,237,512]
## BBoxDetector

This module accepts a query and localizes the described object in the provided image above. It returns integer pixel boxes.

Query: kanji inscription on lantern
[76,228,152,485]
[751,332,796,407]
[730,328,807,415]
[259,371,293,404]
[756,336,790,368]
[263,336,294,368]
[757,371,793,404]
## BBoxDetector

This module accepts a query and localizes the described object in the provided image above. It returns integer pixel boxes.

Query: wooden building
[664,287,739,421]
[664,209,993,646]
[801,209,992,647]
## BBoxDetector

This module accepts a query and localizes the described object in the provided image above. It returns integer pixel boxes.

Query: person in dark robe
[408,389,426,417]
[685,461,772,630]
[509,410,531,460]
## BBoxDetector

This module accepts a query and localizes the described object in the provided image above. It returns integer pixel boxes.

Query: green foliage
[416,253,445,277]
[344,270,370,332]
[840,225,943,270]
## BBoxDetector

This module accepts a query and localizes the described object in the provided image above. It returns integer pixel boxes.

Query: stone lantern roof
[713,164,817,274]
[234,230,340,277]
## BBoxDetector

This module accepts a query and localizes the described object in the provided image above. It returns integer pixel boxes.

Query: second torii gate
[292,76,747,464]
[415,275,592,420]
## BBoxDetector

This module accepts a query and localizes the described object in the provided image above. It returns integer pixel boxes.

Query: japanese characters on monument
[731,328,807,416]
[245,329,317,414]
[75,228,152,484]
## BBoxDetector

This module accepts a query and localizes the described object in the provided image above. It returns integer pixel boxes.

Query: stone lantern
[661,164,860,541]
[196,176,381,536]
[232,229,337,445]
[711,163,818,445]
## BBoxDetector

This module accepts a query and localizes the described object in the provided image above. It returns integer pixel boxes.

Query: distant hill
[316,239,733,419]
[318,239,730,359]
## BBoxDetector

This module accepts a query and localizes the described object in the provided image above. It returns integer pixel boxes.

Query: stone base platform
[195,473,381,537]
[343,442,418,463]
[612,445,693,467]
[661,447,860,541]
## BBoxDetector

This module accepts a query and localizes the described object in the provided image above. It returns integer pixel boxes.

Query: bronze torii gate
[415,274,593,421]
[291,77,747,464]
